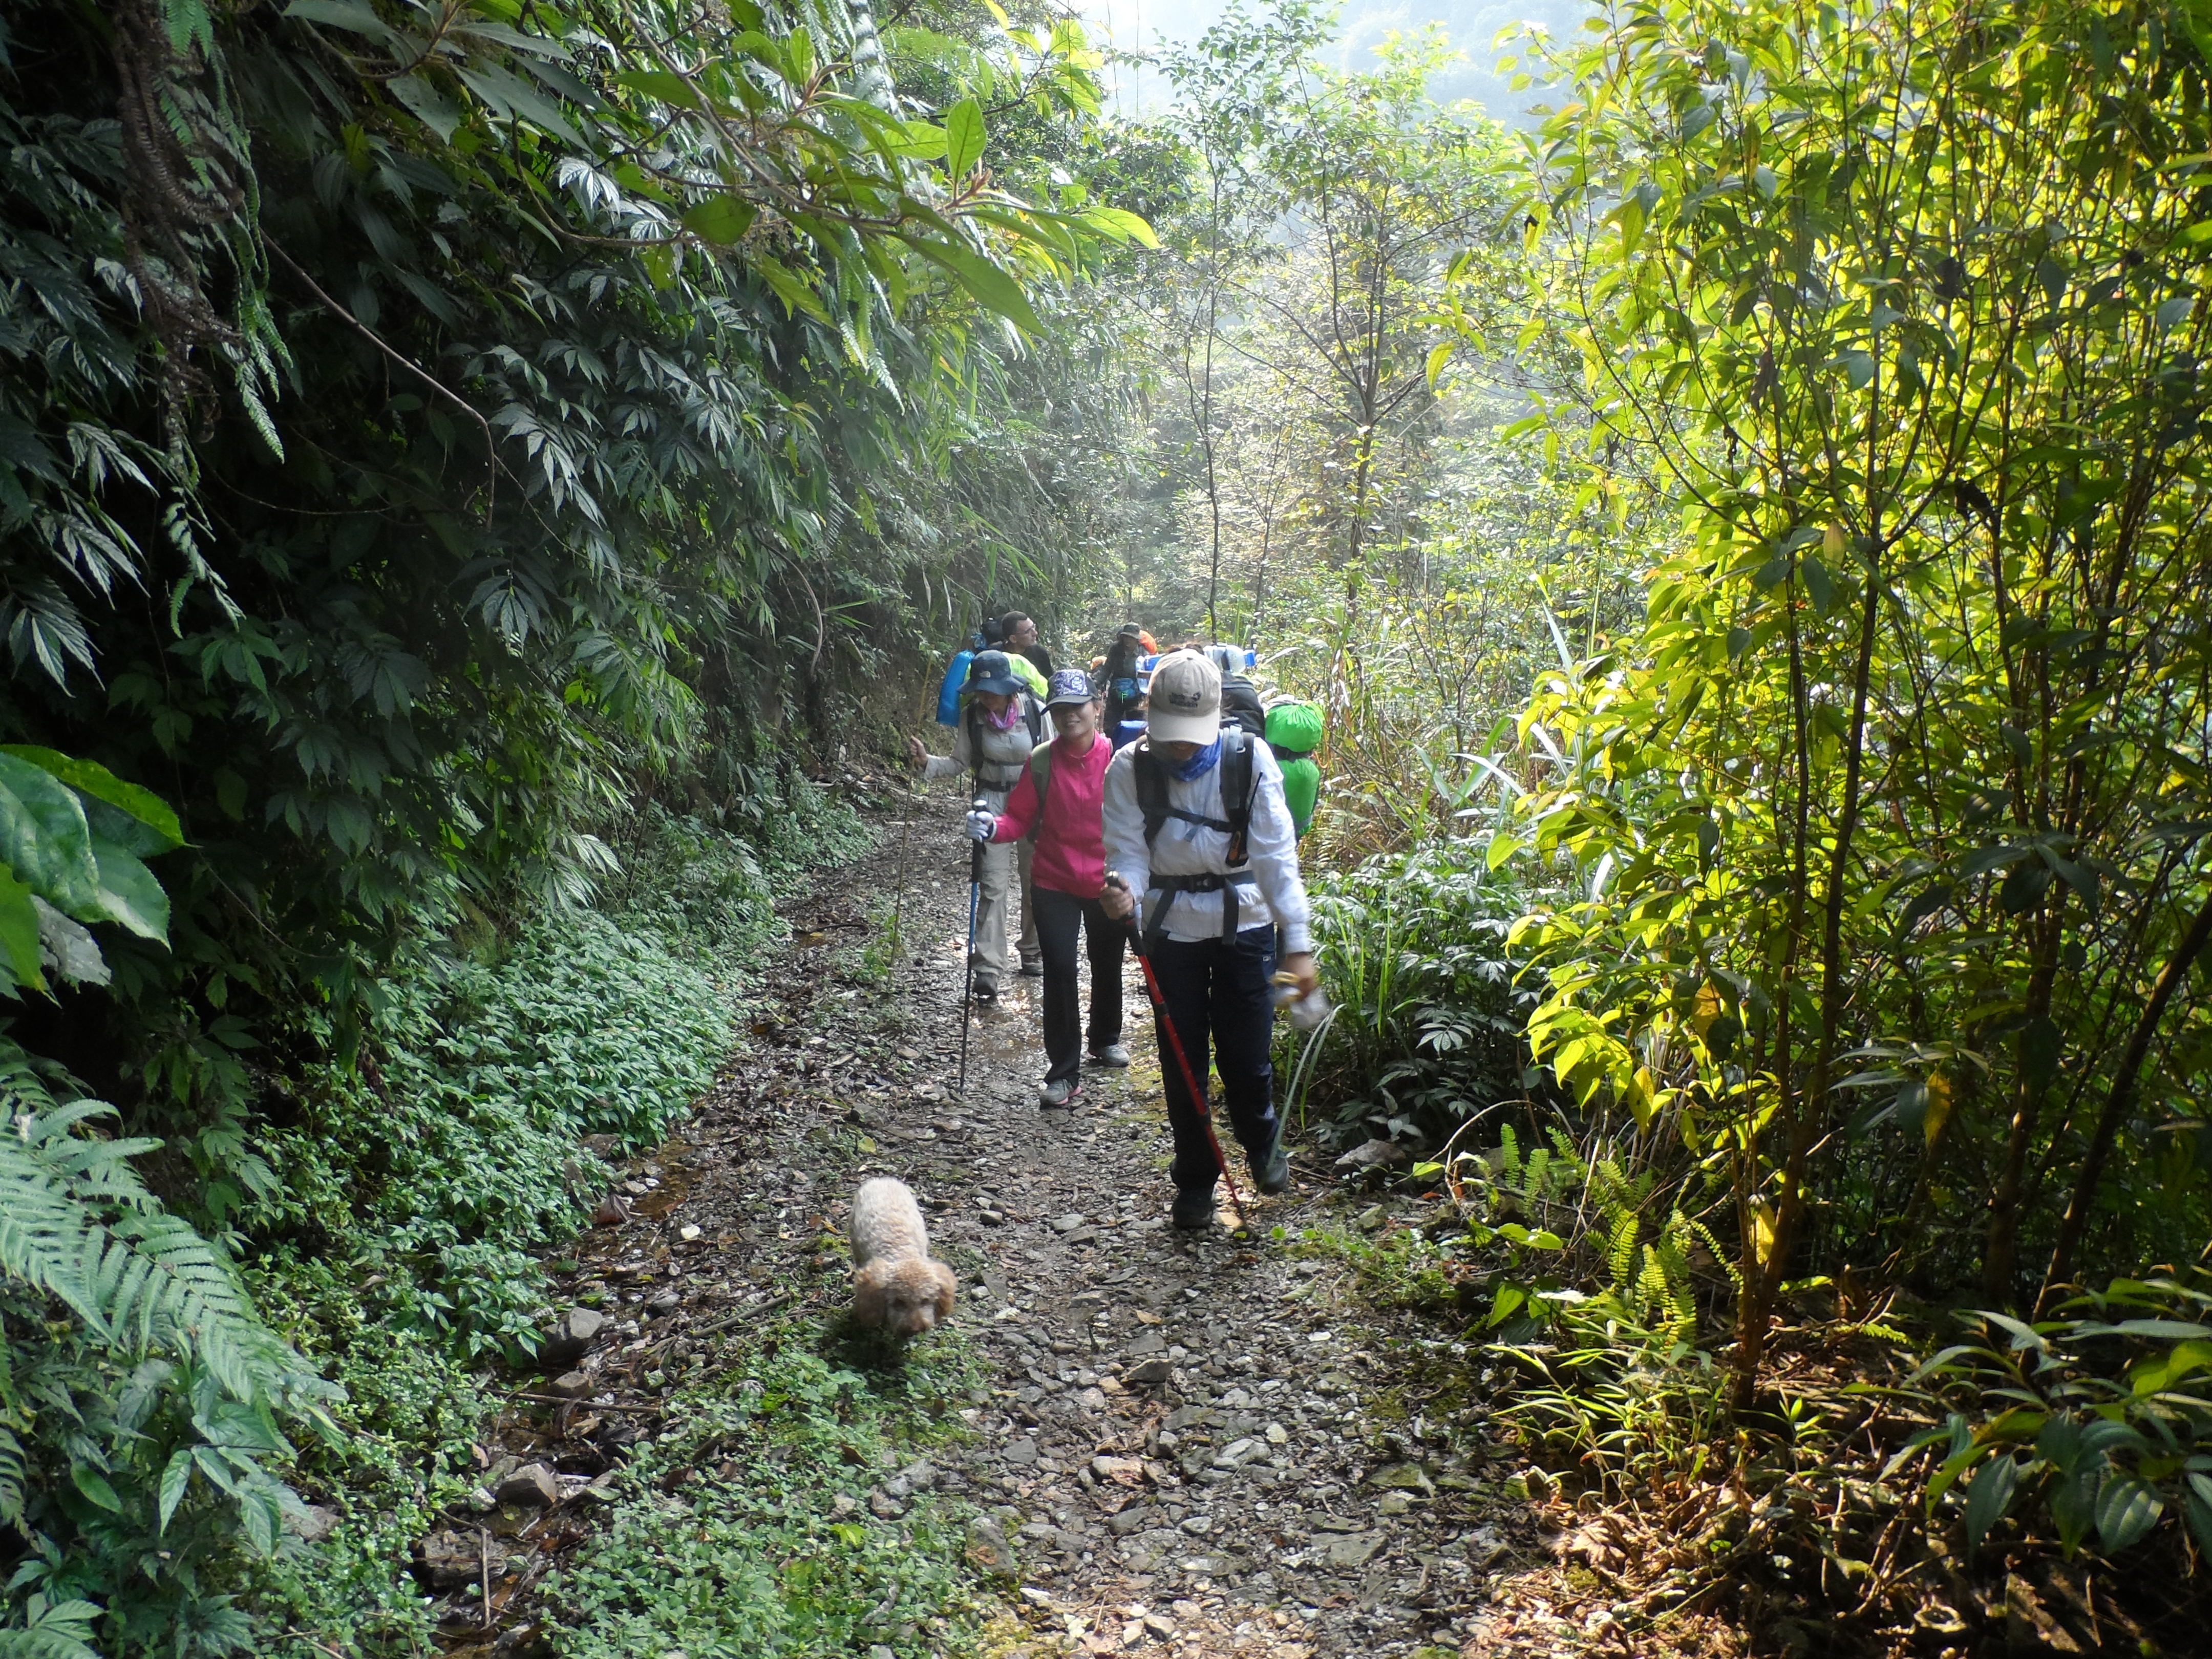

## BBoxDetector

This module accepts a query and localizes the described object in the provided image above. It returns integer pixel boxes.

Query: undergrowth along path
[450,789,1564,1659]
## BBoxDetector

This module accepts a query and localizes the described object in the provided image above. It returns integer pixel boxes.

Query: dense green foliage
[546,1321,986,1659]
[0,0,1143,1646]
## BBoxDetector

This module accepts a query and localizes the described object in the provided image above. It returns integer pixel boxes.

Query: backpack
[1218,673,1267,739]
[1132,729,1260,866]
[934,646,975,725]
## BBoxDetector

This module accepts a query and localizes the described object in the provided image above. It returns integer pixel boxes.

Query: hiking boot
[972,982,997,1005]
[1250,1136,1291,1196]
[1171,1186,1216,1230]
[1088,1042,1131,1068]
[1018,955,1045,977]
[1038,1077,1080,1109]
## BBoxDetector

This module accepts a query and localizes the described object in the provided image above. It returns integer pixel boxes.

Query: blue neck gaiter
[1171,739,1222,781]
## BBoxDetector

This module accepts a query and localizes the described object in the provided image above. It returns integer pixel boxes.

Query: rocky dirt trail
[438,789,1576,1659]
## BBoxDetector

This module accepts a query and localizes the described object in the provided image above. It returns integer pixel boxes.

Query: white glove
[964,809,997,842]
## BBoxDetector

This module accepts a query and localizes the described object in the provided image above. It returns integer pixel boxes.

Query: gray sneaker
[1088,1042,1132,1068]
[1018,956,1045,977]
[1038,1077,1080,1109]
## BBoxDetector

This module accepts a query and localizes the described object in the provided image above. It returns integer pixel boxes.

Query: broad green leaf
[158,1448,193,1533]
[70,1463,121,1512]
[2094,1474,2162,1552]
[2,747,183,850]
[1081,206,1158,248]
[945,98,985,179]
[90,839,168,944]
[612,69,705,111]
[910,239,1041,334]
[1963,1453,2017,1550]
[0,752,101,916]
[681,196,759,245]
[388,72,465,142]
[0,870,44,993]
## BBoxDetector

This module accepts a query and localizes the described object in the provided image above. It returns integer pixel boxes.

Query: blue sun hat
[965,649,1024,695]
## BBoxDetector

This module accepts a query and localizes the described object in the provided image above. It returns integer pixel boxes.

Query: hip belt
[1146,868,1259,946]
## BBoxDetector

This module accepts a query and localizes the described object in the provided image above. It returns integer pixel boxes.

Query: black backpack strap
[1134,742,1169,845]
[1220,730,1255,866]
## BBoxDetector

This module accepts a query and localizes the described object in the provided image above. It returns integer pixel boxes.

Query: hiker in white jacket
[1101,649,1319,1229]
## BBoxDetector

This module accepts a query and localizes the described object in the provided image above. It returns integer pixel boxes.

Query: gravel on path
[466,785,1553,1659]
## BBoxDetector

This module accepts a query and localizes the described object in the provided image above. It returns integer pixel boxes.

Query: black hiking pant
[1148,924,1278,1192]
[1032,886,1125,1084]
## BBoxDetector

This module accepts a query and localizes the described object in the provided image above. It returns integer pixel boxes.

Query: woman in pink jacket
[967,669,1128,1108]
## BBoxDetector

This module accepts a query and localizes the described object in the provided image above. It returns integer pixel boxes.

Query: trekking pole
[955,796,986,1100]
[1107,876,1248,1230]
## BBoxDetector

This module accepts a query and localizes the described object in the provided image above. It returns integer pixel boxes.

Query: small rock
[1053,1212,1088,1232]
[1091,1456,1145,1485]
[1370,1462,1434,1494]
[868,1488,906,1519]
[1177,1513,1212,1536]
[494,1463,559,1508]
[593,1194,631,1227]
[884,1459,938,1500]
[1376,1491,1413,1516]
[411,1529,481,1590]
[1124,1358,1172,1386]
[646,1289,680,1316]
[567,1306,608,1343]
[1265,1422,1288,1445]
[1107,1505,1155,1537]
[1143,1612,1177,1639]
[965,1516,1018,1581]
[1126,1329,1165,1357]
[870,1647,897,1659]
[538,1305,610,1370]
[546,1370,592,1399]
[284,1503,338,1543]
[678,1223,703,1242]
[1325,1530,1385,1569]
[1334,1138,1409,1173]
[1003,1437,1040,1467]
[1466,1524,1508,1568]
[1355,1204,1387,1232]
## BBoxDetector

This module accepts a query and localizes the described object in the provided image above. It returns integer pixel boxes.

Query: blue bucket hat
[965,649,1024,696]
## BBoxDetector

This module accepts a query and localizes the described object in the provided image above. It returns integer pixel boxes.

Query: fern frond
[0,1132,117,1345]
[1606,1209,1641,1291]
[0,1423,23,1529]
[0,1593,102,1659]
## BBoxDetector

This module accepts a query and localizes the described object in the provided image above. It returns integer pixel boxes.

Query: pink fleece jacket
[991,731,1110,898]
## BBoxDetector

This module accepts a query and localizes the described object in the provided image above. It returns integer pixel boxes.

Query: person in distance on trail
[1099,649,1320,1229]
[965,669,1130,1109]
[906,649,1046,1002]
[1002,610,1055,682]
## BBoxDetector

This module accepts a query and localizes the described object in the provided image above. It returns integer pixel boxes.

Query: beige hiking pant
[971,838,1039,990]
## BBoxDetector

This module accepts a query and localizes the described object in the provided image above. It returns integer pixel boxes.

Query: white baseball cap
[1146,649,1221,744]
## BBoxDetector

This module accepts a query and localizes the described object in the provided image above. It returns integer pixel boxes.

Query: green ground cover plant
[546,1321,988,1659]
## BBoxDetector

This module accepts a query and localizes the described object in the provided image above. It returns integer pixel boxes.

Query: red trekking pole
[1107,876,1248,1231]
